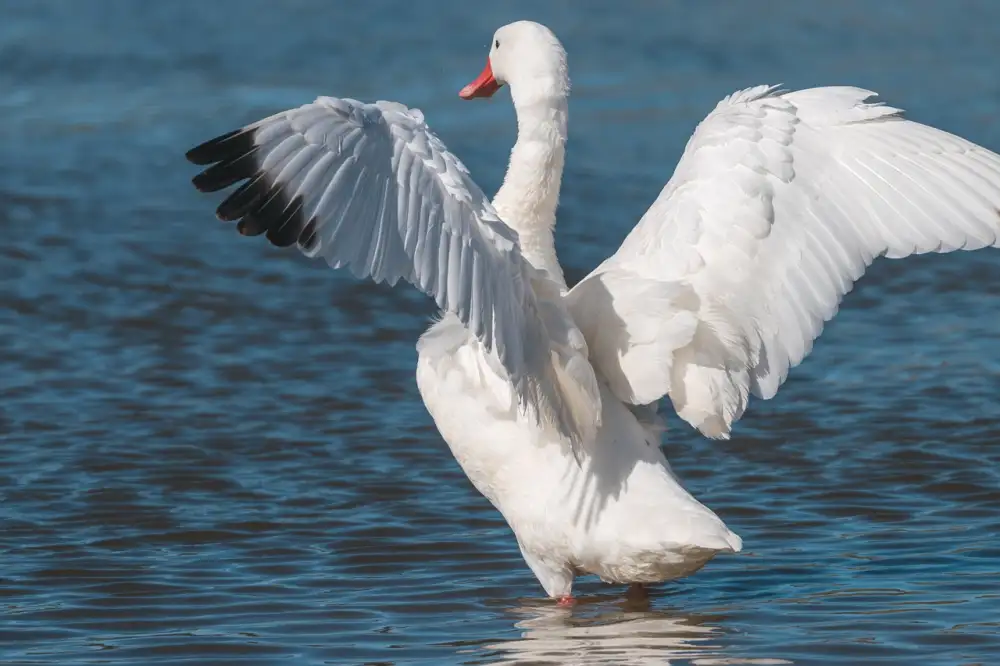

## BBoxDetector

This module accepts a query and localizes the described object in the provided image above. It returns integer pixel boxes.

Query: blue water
[3,1,1000,664]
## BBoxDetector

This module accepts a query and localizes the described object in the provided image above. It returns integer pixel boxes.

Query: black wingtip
[189,125,312,251]
[299,218,319,252]
[216,176,267,221]
[185,128,256,165]
[237,214,269,237]
[265,196,305,247]
[191,152,259,193]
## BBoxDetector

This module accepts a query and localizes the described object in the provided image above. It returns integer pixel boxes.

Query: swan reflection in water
[479,596,789,665]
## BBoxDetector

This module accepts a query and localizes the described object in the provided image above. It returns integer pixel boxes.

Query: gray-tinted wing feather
[187,97,600,444]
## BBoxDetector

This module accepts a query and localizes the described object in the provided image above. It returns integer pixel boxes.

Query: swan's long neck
[492,94,568,289]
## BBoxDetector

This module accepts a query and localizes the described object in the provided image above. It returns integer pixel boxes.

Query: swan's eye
[495,39,500,49]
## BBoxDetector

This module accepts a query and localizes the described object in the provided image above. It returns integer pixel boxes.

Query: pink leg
[625,583,648,601]
[556,595,575,607]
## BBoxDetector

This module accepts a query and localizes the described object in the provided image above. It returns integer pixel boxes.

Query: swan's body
[417,321,739,596]
[187,21,1000,601]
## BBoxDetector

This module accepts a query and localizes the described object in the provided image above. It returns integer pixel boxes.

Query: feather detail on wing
[568,85,1000,438]
[187,97,601,445]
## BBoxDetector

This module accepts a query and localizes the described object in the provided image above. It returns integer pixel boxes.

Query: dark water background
[3,1,1000,664]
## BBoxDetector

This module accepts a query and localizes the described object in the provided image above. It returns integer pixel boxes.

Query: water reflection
[482,598,768,665]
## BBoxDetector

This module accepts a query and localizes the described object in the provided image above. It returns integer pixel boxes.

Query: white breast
[415,314,742,598]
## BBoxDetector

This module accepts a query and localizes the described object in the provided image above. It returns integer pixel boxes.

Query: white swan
[186,20,1000,603]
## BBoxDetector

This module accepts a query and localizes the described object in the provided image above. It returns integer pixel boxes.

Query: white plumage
[188,95,601,447]
[188,21,1000,601]
[570,84,1000,439]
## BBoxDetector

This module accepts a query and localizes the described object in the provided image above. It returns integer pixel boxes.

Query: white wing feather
[567,85,1000,438]
[188,97,601,444]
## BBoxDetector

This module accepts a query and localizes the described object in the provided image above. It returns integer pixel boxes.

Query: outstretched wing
[567,85,1000,438]
[187,97,600,443]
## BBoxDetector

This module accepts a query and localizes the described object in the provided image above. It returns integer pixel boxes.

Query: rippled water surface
[3,1,1000,664]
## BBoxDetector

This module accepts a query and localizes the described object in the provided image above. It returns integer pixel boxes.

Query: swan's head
[459,21,569,103]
